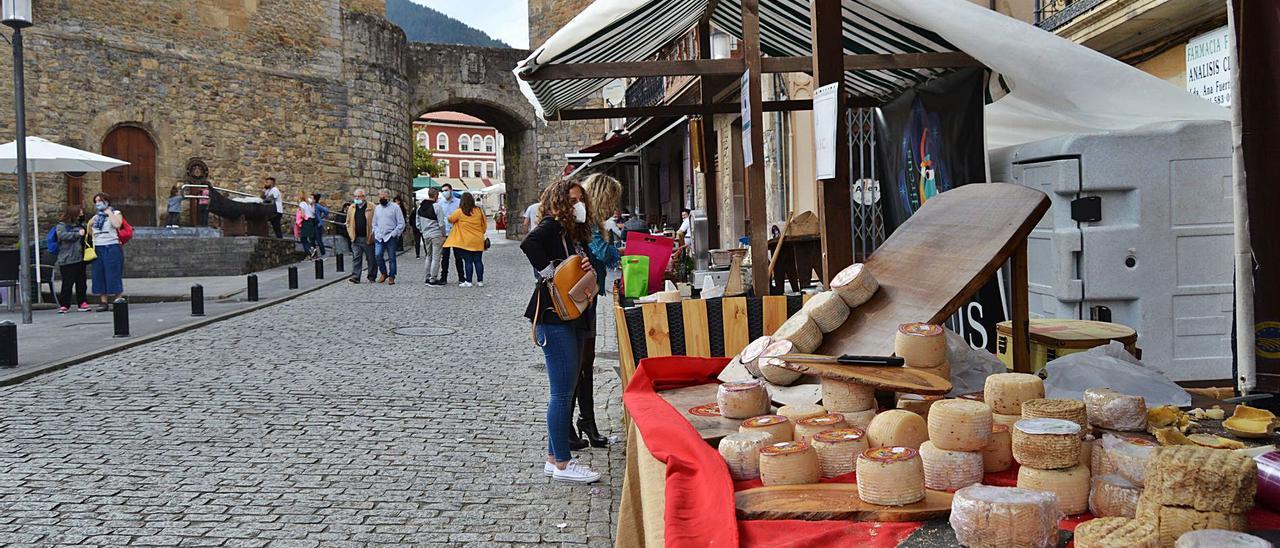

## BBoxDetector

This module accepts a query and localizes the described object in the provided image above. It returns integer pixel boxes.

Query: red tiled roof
[418,111,486,125]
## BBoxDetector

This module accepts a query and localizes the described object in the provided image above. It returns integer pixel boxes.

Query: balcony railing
[1035,0,1107,31]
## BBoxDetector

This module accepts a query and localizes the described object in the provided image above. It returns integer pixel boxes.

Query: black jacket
[521,217,587,326]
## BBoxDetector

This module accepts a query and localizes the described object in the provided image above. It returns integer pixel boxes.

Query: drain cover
[392,326,456,337]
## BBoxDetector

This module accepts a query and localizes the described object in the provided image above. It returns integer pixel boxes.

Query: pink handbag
[624,232,675,294]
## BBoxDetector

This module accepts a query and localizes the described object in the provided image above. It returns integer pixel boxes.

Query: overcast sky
[413,0,530,49]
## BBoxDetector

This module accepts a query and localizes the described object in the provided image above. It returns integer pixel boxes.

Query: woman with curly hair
[520,179,599,484]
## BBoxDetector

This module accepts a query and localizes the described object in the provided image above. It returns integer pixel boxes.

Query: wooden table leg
[1011,240,1031,373]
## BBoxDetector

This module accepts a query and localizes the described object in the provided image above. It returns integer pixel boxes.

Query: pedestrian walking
[166,185,183,228]
[90,193,126,312]
[345,189,377,283]
[522,201,540,233]
[444,193,488,287]
[436,183,464,284]
[521,179,600,484]
[54,205,91,313]
[313,193,330,257]
[263,177,284,239]
[393,194,408,253]
[417,189,446,286]
[295,193,317,258]
[373,189,405,285]
[570,174,622,449]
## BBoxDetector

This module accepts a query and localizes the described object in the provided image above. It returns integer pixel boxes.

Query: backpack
[45,226,60,255]
[117,215,134,245]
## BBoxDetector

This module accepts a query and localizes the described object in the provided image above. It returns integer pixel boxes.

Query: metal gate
[847,107,884,261]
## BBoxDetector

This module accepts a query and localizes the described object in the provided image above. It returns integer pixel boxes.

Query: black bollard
[0,321,16,368]
[247,274,259,302]
[191,284,205,317]
[112,298,129,338]
[288,266,299,289]
[336,253,345,272]
[314,258,324,280]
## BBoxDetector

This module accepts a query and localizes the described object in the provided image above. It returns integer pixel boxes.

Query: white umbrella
[0,137,129,304]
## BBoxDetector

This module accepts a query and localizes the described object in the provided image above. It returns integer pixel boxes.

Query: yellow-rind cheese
[830,263,879,308]
[820,378,876,413]
[1142,445,1257,514]
[984,373,1045,415]
[740,415,793,443]
[1083,388,1148,432]
[1089,474,1140,518]
[928,399,993,451]
[774,313,822,354]
[1017,464,1091,515]
[919,440,984,491]
[993,412,1023,429]
[982,425,1014,473]
[1073,517,1158,548]
[812,428,868,478]
[949,485,1062,548]
[718,431,773,481]
[794,413,848,445]
[801,291,850,333]
[1012,418,1082,470]
[896,395,943,420]
[856,447,925,506]
[717,380,771,419]
[759,441,820,486]
[777,403,827,424]
[866,409,928,450]
[894,322,947,368]
[906,361,951,383]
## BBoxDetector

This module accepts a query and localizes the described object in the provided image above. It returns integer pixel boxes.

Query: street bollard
[0,321,16,368]
[314,258,324,280]
[247,274,259,302]
[112,298,130,338]
[336,253,345,272]
[191,284,205,317]
[288,266,299,289]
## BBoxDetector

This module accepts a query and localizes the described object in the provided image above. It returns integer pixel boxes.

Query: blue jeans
[90,244,124,296]
[375,238,398,278]
[457,249,484,283]
[537,321,583,462]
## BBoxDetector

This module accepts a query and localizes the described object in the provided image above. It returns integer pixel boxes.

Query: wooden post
[811,0,853,285]
[741,0,770,294]
[698,20,720,249]
[1011,241,1031,373]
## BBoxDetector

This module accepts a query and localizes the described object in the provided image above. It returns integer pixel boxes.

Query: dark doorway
[101,126,157,226]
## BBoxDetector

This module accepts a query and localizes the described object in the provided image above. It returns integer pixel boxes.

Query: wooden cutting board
[658,383,759,444]
[817,183,1049,358]
[736,483,954,522]
[776,355,952,395]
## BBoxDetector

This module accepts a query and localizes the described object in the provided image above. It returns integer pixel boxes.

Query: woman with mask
[520,180,600,484]
[89,193,126,312]
[443,192,488,287]
[569,174,622,449]
[54,205,91,313]
[296,193,317,258]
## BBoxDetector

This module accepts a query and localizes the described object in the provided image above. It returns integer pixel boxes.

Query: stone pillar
[341,11,412,200]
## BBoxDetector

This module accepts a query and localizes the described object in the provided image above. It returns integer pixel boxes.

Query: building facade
[413,112,503,180]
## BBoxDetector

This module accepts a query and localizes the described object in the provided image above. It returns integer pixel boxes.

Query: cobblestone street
[0,239,626,547]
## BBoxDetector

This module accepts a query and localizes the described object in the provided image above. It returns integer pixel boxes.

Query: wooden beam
[1011,241,1031,373]
[698,20,721,250]
[702,0,722,25]
[552,99,823,121]
[522,52,980,81]
[812,0,853,287]
[742,0,770,295]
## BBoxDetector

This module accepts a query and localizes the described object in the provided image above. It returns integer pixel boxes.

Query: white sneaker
[477,281,485,287]
[543,462,556,477]
[551,461,601,484]
[460,281,472,287]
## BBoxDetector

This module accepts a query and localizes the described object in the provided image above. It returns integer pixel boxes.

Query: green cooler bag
[621,255,651,298]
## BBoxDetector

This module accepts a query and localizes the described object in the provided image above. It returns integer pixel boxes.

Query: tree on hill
[385,0,509,48]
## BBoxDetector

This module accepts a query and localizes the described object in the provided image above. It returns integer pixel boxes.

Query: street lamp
[3,0,32,324]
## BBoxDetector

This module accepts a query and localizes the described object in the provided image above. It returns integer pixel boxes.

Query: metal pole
[314,258,324,280]
[12,27,30,323]
[112,298,129,338]
[336,252,344,272]
[288,266,298,289]
[247,274,259,302]
[30,173,41,303]
[190,284,204,317]
[0,320,16,367]
[1227,0,1256,394]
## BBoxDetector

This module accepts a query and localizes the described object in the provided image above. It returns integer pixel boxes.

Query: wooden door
[100,126,157,226]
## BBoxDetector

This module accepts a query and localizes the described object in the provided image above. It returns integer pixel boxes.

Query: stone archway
[405,44,538,238]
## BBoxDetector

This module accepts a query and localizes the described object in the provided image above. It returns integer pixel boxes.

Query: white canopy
[515,0,1229,148]
[0,136,129,174]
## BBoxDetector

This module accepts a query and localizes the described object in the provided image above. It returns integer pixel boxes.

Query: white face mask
[573,201,587,224]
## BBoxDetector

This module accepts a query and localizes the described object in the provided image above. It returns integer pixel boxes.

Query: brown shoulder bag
[532,237,598,346]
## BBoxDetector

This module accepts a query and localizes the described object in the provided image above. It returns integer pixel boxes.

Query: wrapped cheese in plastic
[1098,433,1157,487]
[1083,387,1148,431]
[949,485,1062,548]
[1089,474,1141,518]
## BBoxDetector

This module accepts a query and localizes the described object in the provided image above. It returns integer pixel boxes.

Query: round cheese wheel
[759,440,820,486]
[830,263,879,308]
[906,361,950,383]
[820,378,876,413]
[1089,474,1140,518]
[919,440,984,491]
[777,403,827,424]
[1013,418,1082,470]
[842,408,878,431]
[1080,435,1094,469]
[740,415,792,443]
[794,413,848,445]
[1175,530,1271,548]
[717,379,771,419]
[1098,434,1157,487]
[1017,464,1091,515]
[949,485,1062,548]
[811,428,868,478]
[856,446,925,506]
[758,357,801,386]
[896,394,943,420]
[1083,388,1148,431]
[993,412,1023,429]
[984,373,1045,415]
[801,291,850,333]
[894,322,947,368]
[774,312,822,354]
[982,425,1014,473]
[738,336,774,378]
[1074,517,1158,548]
[866,409,928,450]
[928,399,993,451]
[1021,399,1089,434]
[718,431,773,481]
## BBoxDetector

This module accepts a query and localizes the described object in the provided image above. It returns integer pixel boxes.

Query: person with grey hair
[416,188,446,286]
[345,188,377,283]
[372,188,405,284]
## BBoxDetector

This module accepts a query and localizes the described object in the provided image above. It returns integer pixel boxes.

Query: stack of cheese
[819,377,878,430]
[894,322,949,381]
[919,399,991,491]
[949,485,1063,548]
[985,373,1045,428]
[767,263,879,356]
[1137,445,1257,546]
[1013,417,1091,515]
[857,446,926,506]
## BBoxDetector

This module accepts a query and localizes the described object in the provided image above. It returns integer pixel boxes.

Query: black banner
[874,69,1003,352]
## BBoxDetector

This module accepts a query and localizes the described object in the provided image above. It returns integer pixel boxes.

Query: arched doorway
[101,126,157,226]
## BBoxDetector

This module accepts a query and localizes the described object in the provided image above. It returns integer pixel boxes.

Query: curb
[0,274,349,387]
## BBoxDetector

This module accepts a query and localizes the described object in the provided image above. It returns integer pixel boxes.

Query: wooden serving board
[736,483,954,522]
[817,183,1049,358]
[658,383,755,444]
[777,356,952,395]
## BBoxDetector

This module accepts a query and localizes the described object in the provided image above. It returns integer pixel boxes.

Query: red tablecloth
[622,356,1280,547]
